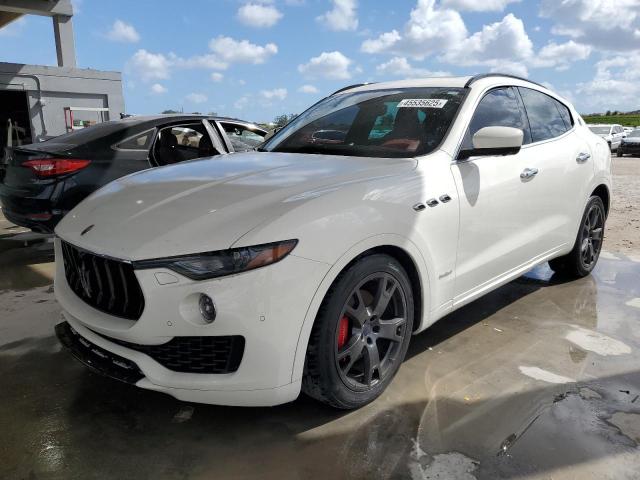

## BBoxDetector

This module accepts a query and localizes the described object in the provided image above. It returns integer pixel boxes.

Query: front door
[451,87,538,306]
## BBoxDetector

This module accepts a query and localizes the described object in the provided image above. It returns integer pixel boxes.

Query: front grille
[61,241,145,320]
[95,331,245,374]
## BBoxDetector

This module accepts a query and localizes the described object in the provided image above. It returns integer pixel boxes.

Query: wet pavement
[2,214,640,480]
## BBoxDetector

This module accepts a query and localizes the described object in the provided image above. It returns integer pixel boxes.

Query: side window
[555,101,574,130]
[464,87,531,149]
[153,123,216,166]
[518,87,569,142]
[221,123,266,152]
[115,129,154,151]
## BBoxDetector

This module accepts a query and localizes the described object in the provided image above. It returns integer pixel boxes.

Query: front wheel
[302,254,414,409]
[549,196,605,278]
[617,149,623,157]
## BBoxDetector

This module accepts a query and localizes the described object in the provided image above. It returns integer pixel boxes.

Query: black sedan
[617,129,640,157]
[0,115,267,232]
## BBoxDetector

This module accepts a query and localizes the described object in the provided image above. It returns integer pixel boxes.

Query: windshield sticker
[397,99,448,109]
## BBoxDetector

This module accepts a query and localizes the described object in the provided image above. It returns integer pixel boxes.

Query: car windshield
[589,126,611,134]
[627,130,640,138]
[262,87,466,158]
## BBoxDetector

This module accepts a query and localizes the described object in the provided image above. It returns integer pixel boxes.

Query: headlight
[134,240,298,280]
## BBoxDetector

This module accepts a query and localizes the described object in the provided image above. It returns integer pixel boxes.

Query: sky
[1,0,639,122]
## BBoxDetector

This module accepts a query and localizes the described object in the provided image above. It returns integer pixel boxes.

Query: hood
[56,152,416,260]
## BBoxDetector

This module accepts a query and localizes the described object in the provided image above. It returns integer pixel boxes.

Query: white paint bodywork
[54,76,612,406]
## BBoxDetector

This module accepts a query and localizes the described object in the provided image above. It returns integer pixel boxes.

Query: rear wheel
[302,254,414,409]
[549,196,605,278]
[617,149,623,157]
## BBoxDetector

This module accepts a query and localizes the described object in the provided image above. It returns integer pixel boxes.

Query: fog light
[199,294,216,323]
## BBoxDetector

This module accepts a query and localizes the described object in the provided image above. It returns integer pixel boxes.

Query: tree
[162,109,180,114]
[273,113,299,128]
[605,110,611,116]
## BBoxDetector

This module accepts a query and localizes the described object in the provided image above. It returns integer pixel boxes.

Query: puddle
[518,366,576,384]
[625,298,640,309]
[599,251,620,260]
[409,452,479,480]
[566,325,631,356]
[608,412,640,444]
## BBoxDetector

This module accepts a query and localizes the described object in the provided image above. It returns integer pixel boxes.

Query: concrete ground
[1,157,640,479]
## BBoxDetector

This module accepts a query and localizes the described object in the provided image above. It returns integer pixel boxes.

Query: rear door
[151,120,226,166]
[517,87,593,250]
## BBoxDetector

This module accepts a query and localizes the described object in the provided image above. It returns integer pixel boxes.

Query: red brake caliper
[337,316,349,349]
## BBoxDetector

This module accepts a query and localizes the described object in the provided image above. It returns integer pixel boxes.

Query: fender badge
[80,224,94,236]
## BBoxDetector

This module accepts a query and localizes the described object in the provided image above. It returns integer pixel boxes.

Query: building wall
[0,62,124,140]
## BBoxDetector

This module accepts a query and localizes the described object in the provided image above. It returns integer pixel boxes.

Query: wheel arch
[290,234,430,384]
[591,184,610,217]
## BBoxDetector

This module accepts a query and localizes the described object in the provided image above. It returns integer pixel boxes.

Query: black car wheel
[549,196,605,278]
[302,254,414,409]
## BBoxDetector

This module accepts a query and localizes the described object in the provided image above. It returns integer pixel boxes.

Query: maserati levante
[54,74,611,409]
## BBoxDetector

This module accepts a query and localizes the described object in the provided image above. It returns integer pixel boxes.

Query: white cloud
[490,62,529,78]
[209,36,278,64]
[234,96,250,110]
[443,14,533,66]
[210,72,224,82]
[376,57,450,77]
[317,0,358,31]
[298,84,319,93]
[533,40,592,69]
[128,49,171,81]
[298,51,353,79]
[576,55,640,111]
[362,0,467,60]
[175,53,228,70]
[260,88,288,100]
[237,3,283,28]
[185,93,208,104]
[442,0,520,11]
[106,19,140,43]
[540,0,640,51]
[150,83,167,94]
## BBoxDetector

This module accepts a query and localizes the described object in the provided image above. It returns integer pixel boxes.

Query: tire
[549,196,606,278]
[302,254,414,409]
[617,149,623,157]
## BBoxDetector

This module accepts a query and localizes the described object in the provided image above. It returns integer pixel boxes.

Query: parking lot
[0,155,638,479]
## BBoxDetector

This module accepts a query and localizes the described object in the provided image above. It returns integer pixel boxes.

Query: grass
[583,115,640,127]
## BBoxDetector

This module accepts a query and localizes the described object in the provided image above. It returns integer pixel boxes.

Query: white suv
[54,74,611,409]
[588,123,626,151]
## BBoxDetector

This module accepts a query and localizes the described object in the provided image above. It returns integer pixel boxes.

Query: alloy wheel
[334,272,408,390]
[580,203,604,270]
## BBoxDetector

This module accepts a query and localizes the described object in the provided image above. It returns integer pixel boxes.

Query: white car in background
[54,74,612,409]
[588,124,626,150]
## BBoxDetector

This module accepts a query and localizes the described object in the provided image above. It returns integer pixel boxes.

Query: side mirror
[458,126,524,161]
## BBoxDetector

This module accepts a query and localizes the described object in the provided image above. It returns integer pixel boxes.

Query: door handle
[520,167,539,179]
[576,152,591,163]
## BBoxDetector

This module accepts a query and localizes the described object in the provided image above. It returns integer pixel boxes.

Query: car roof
[121,115,265,130]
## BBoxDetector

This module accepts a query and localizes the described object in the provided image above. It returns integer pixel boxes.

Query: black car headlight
[134,240,298,280]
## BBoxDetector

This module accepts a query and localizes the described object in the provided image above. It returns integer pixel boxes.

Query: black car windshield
[627,130,640,138]
[263,87,466,158]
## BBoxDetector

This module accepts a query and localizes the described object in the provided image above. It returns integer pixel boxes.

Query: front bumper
[54,239,331,406]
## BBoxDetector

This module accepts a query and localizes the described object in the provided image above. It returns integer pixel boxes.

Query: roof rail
[330,83,376,96]
[464,73,546,89]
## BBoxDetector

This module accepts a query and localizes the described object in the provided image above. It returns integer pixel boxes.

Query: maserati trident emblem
[80,224,94,236]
